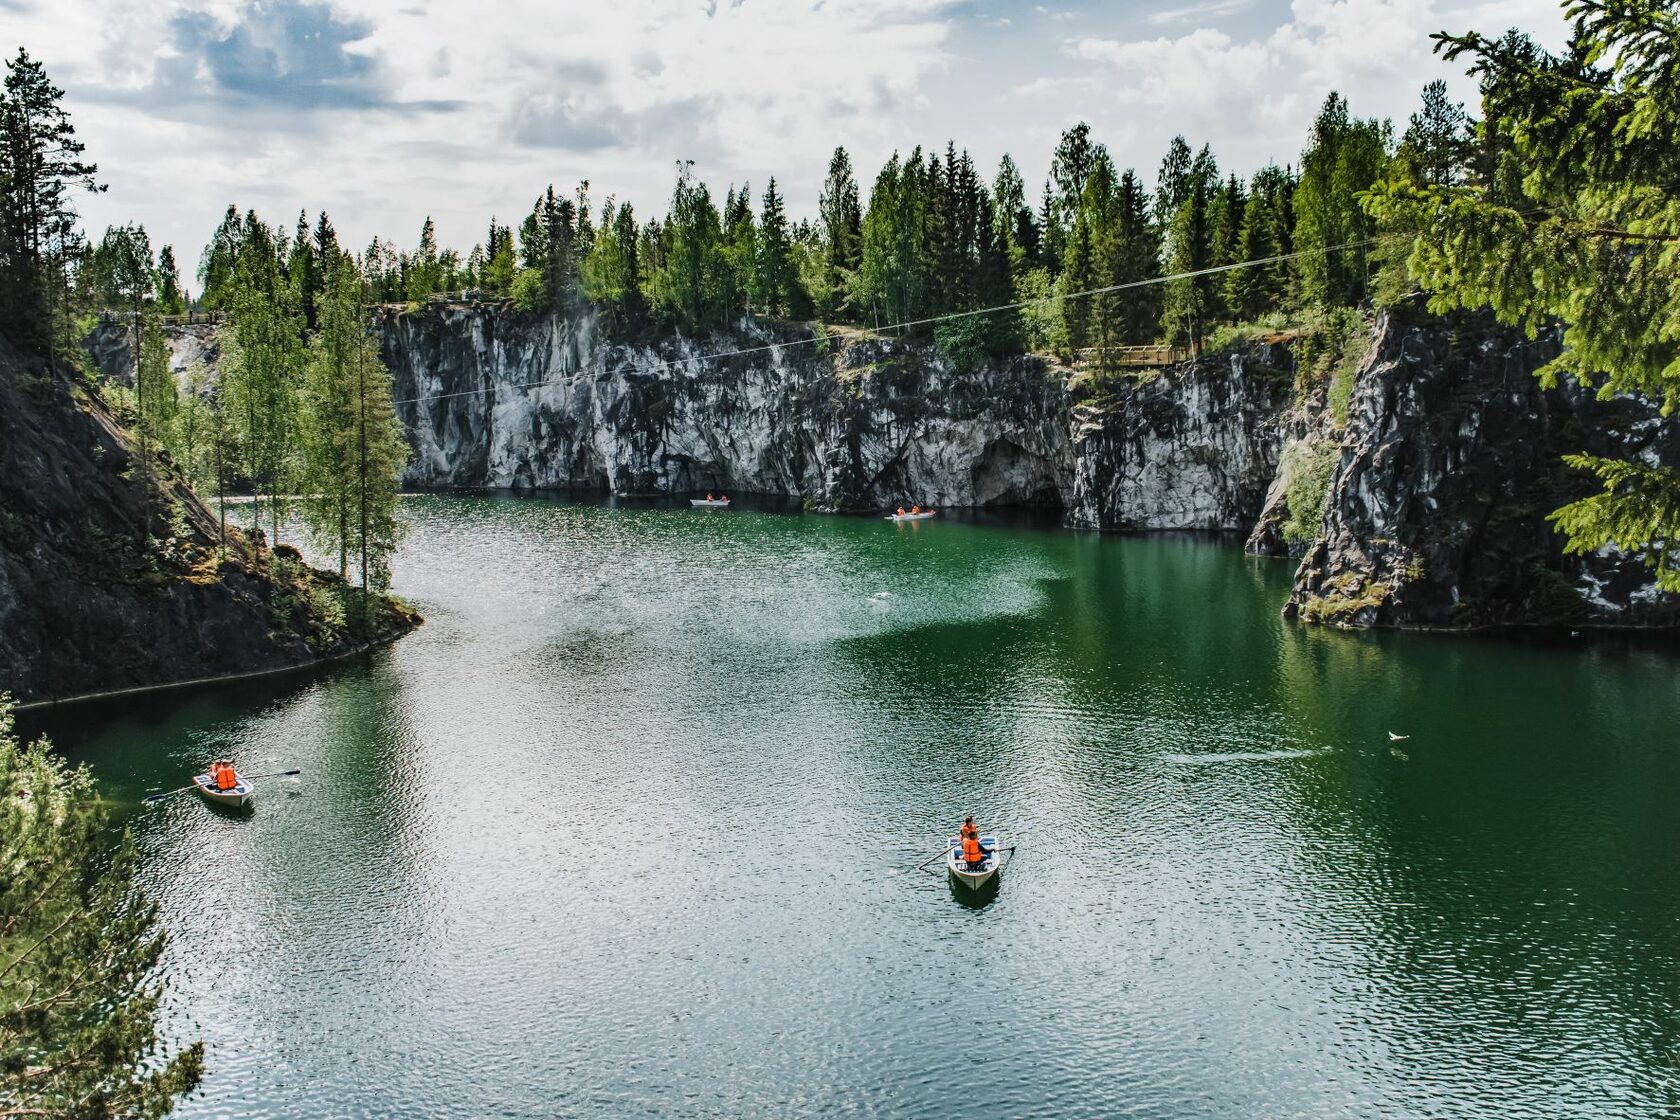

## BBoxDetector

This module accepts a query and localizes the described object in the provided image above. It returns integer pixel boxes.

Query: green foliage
[1364,1,1680,581]
[1549,454,1680,591]
[0,697,204,1116]
[297,250,410,592]
[934,316,990,369]
[1294,92,1392,307]
[1281,438,1341,543]
[1290,305,1370,420]
[0,48,101,357]
[510,268,546,312]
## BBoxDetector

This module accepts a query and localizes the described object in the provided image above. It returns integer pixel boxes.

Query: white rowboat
[192,771,253,808]
[886,510,936,523]
[690,498,732,508]
[946,834,1001,889]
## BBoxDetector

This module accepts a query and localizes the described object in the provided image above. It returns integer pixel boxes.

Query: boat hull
[193,773,253,808]
[946,835,1001,889]
[690,499,731,508]
[887,512,936,523]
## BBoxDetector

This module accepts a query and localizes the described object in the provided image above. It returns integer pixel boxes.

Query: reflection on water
[22,494,1680,1119]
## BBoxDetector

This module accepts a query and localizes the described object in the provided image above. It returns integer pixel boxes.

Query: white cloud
[5,0,1574,277]
[1058,0,1569,176]
[12,0,961,270]
[1146,0,1256,28]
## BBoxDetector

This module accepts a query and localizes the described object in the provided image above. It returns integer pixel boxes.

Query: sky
[3,0,1572,275]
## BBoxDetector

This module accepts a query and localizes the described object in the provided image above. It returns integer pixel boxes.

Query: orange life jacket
[962,835,984,865]
[960,821,978,842]
[216,765,237,790]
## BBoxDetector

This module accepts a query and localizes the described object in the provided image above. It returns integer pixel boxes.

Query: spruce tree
[755,178,796,318]
[818,146,862,316]
[1366,0,1680,587]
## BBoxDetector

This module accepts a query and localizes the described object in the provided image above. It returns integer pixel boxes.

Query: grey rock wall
[1285,307,1680,629]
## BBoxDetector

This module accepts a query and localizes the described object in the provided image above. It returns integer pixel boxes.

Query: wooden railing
[97,309,225,327]
[1072,344,1192,369]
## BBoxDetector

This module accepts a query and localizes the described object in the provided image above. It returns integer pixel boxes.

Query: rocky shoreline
[0,337,421,707]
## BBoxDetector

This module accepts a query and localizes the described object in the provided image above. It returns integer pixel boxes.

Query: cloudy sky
[6,0,1570,273]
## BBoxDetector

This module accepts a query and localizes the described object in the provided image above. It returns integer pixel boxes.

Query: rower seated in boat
[208,759,238,791]
[896,506,906,516]
[961,832,987,868]
[960,815,978,843]
[911,504,921,514]
[706,492,714,501]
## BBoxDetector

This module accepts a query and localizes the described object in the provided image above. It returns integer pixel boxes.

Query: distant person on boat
[706,493,714,501]
[911,505,921,514]
[961,832,987,869]
[209,759,237,791]
[896,506,905,516]
[960,815,978,843]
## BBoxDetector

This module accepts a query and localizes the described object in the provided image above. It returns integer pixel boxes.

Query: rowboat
[946,834,1001,889]
[690,498,731,508]
[886,510,936,523]
[192,770,253,808]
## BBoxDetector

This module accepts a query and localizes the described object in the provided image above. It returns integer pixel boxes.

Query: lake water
[23,494,1680,1119]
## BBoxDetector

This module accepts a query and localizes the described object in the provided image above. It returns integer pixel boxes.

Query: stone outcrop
[379,307,1074,511]
[0,337,419,707]
[85,302,1680,633]
[1066,342,1296,531]
[1284,306,1680,629]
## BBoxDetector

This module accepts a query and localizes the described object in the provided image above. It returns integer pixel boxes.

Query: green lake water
[22,493,1680,1118]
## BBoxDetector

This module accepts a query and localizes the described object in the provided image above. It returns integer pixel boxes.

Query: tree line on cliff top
[3,0,1679,589]
[180,91,1423,369]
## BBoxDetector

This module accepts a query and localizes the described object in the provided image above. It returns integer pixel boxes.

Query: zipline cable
[387,233,1395,409]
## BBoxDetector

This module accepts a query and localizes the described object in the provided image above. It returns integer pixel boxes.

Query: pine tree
[654,162,725,331]
[1,701,205,1116]
[0,48,101,356]
[1366,1,1680,587]
[155,244,185,314]
[755,178,796,318]
[1293,92,1391,307]
[406,216,443,301]
[220,214,304,545]
[818,146,862,316]
[1403,79,1472,187]
[1209,174,1247,322]
[1095,168,1161,349]
[198,205,242,309]
[1160,148,1219,349]
[1154,135,1194,226]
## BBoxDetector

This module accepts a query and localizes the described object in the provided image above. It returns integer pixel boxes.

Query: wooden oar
[142,769,301,805]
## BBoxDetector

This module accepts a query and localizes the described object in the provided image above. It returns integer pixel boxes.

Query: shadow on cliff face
[971,438,1065,509]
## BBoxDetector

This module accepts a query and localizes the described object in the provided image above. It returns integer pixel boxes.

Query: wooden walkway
[1072,344,1191,369]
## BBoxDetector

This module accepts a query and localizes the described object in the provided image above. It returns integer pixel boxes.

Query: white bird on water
[1388,732,1410,741]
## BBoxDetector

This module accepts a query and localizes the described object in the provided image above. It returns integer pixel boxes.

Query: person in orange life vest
[706,492,714,501]
[961,832,987,868]
[211,759,237,790]
[960,815,978,843]
[911,504,920,514]
[896,506,905,516]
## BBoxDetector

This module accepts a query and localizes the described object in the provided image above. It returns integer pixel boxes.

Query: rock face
[81,319,218,389]
[1285,307,1680,629]
[379,306,1074,510]
[0,337,419,707]
[86,302,1680,633]
[1066,343,1296,531]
